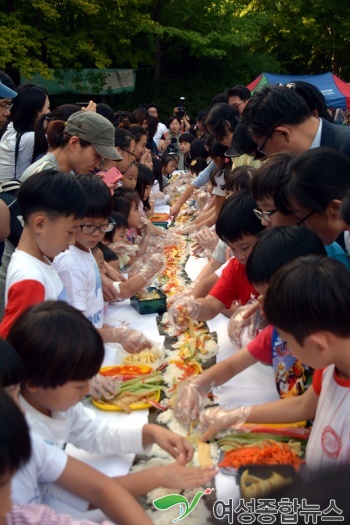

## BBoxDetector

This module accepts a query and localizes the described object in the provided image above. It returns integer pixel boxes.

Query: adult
[241,85,350,158]
[0,83,49,180]
[0,112,122,319]
[22,111,121,180]
[226,84,251,113]
[0,71,17,128]
[158,116,184,169]
[128,124,151,166]
[100,127,136,174]
[148,104,167,146]
[283,80,332,121]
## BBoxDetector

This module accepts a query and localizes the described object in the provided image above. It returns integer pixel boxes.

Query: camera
[176,97,186,118]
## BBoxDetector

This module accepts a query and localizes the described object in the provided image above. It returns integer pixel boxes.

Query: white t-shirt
[54,246,104,328]
[1,250,68,338]
[0,122,35,181]
[21,396,146,456]
[5,250,66,305]
[306,364,350,471]
[12,431,67,505]
[154,122,168,147]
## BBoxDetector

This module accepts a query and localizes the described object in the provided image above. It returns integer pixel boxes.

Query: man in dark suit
[240,85,350,158]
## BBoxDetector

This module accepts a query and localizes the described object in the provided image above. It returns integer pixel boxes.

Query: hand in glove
[168,295,201,331]
[173,376,214,428]
[109,242,138,256]
[200,405,251,441]
[227,301,260,348]
[131,253,165,286]
[89,374,121,401]
[112,327,153,354]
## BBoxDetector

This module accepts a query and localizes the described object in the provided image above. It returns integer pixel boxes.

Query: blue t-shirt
[325,241,350,270]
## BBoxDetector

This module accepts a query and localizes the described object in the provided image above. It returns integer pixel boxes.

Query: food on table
[136,289,162,300]
[196,439,213,468]
[91,367,165,413]
[123,348,163,366]
[240,468,294,500]
[219,440,305,470]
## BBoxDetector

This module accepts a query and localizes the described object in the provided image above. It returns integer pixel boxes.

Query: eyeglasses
[121,148,135,157]
[79,219,116,234]
[256,130,274,155]
[255,122,283,156]
[253,208,278,223]
[231,101,244,109]
[296,210,315,226]
[0,103,13,112]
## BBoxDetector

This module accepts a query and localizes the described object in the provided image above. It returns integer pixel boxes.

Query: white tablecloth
[62,253,280,520]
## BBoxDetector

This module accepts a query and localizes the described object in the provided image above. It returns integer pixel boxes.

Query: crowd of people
[0,67,350,523]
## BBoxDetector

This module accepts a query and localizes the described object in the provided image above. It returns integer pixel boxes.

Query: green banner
[20,69,135,95]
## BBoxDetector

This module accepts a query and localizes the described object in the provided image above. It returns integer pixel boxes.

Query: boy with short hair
[201,255,350,472]
[0,169,87,338]
[54,173,163,351]
[169,190,264,329]
[174,226,326,427]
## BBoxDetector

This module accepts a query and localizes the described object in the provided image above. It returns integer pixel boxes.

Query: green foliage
[1,0,348,110]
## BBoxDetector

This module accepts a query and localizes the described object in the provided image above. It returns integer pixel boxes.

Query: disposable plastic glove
[112,327,153,354]
[129,253,166,286]
[227,301,261,348]
[173,376,215,428]
[200,405,252,441]
[89,374,121,401]
[175,222,198,235]
[109,242,138,256]
[168,295,201,331]
[192,227,218,254]
[166,280,199,309]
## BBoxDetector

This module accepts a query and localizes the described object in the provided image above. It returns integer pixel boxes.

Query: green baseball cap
[65,111,122,160]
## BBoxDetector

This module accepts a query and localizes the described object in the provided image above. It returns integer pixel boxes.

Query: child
[189,158,208,177]
[54,174,162,348]
[282,147,350,268]
[135,162,155,218]
[251,151,298,228]
[97,243,120,271]
[102,211,132,270]
[113,187,151,258]
[179,132,195,170]
[0,169,87,339]
[121,163,138,190]
[201,255,350,473]
[161,154,178,180]
[8,302,215,496]
[174,226,327,427]
[0,340,157,524]
[226,165,255,195]
[169,191,264,327]
[0,338,212,523]
[209,140,232,217]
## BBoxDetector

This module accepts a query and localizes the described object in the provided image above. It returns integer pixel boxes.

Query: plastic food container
[130,287,167,315]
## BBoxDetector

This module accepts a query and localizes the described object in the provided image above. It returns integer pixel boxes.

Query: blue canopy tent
[247,72,350,109]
